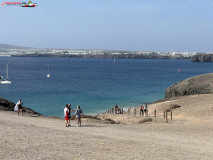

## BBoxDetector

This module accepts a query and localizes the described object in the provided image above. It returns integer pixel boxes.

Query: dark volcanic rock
[0,98,15,111]
[191,54,213,62]
[0,97,42,115]
[165,73,213,98]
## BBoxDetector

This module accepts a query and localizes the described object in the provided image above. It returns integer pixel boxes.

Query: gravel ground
[1,94,213,160]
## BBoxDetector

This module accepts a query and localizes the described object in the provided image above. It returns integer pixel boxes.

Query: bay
[1,57,213,117]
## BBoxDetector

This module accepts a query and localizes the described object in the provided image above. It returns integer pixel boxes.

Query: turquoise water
[1,57,213,117]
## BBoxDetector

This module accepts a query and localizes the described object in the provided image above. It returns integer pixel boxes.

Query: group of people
[14,99,83,127]
[64,104,83,127]
[140,103,148,117]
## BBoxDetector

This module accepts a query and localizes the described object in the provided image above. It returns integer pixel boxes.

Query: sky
[0,0,213,52]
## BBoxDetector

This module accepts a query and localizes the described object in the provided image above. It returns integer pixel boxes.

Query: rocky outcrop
[191,54,213,62]
[0,98,15,111]
[165,73,213,98]
[0,97,42,115]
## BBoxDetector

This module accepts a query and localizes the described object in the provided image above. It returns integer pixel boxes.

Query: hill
[0,43,31,49]
[165,73,213,98]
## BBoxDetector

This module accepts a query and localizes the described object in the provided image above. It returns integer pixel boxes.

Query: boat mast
[6,64,9,80]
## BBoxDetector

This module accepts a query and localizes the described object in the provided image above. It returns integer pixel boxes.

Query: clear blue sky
[0,0,213,52]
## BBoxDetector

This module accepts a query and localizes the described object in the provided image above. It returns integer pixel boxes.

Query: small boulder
[169,104,181,109]
[139,118,152,123]
[165,109,171,112]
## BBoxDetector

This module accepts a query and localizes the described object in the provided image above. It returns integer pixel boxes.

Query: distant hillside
[0,43,32,49]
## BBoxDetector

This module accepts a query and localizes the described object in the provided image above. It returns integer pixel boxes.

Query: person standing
[75,106,83,127]
[67,104,71,126]
[67,104,76,126]
[64,104,69,127]
[115,104,118,114]
[144,103,148,117]
[14,99,23,116]
[140,104,144,116]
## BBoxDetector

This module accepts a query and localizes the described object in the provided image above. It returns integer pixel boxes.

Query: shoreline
[2,93,213,124]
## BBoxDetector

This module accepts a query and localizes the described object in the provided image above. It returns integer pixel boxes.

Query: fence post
[171,111,172,120]
[134,108,136,116]
[154,110,156,118]
[164,111,165,119]
[122,108,123,115]
[128,108,130,115]
[166,112,168,123]
[112,108,114,114]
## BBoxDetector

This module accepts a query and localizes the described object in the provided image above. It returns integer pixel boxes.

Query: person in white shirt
[14,99,23,116]
[64,104,69,127]
[144,103,148,117]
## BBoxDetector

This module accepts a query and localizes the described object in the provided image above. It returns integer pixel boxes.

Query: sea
[1,57,213,118]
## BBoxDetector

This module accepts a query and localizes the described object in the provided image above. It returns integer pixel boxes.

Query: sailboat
[47,65,51,78]
[1,64,11,84]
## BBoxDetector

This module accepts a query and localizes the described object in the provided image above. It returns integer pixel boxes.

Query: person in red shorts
[64,104,69,127]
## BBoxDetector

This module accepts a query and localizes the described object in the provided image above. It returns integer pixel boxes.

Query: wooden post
[171,111,172,120]
[112,108,114,114]
[108,110,109,114]
[134,108,136,116]
[154,110,156,118]
[166,112,168,123]
[128,108,130,115]
[122,108,123,115]
[164,111,165,119]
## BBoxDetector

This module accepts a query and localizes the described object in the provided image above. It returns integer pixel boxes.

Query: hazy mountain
[0,44,32,49]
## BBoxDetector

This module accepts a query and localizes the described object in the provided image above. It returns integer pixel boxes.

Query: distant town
[0,44,213,60]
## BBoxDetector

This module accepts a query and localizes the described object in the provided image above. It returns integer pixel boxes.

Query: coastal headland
[1,73,213,159]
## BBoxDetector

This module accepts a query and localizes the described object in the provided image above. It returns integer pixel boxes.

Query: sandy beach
[1,94,213,160]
